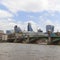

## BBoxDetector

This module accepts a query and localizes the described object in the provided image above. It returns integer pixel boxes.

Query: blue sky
[0,0,60,32]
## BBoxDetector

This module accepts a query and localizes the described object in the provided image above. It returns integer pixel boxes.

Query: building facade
[46,25,54,33]
[6,30,14,34]
[14,25,22,33]
[27,23,33,31]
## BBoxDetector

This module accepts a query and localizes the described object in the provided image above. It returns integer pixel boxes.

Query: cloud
[0,10,15,32]
[0,10,13,18]
[0,17,38,32]
[0,0,60,32]
[1,0,60,13]
[12,20,38,32]
[39,15,60,32]
[0,19,16,32]
[25,20,39,32]
[0,9,38,32]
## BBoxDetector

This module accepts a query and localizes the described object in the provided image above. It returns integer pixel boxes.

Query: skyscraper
[6,30,14,34]
[27,23,33,31]
[14,25,22,33]
[46,25,54,33]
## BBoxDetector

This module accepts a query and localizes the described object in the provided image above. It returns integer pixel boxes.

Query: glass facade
[46,25,54,33]
[14,25,22,33]
[27,23,33,31]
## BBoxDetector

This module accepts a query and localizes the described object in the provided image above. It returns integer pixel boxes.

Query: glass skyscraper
[27,23,33,31]
[46,25,54,33]
[14,25,22,33]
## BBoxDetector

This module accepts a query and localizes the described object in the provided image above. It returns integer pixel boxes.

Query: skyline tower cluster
[14,23,34,33]
[6,23,55,34]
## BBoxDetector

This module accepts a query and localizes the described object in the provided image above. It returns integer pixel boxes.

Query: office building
[6,30,14,34]
[27,23,33,31]
[0,30,4,34]
[14,25,22,33]
[46,25,54,33]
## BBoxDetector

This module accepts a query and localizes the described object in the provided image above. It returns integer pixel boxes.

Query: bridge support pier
[47,36,51,44]
[47,31,52,45]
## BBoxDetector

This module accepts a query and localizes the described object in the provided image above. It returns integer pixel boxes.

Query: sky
[0,0,60,32]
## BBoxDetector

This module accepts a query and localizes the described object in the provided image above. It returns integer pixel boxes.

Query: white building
[2,34,8,41]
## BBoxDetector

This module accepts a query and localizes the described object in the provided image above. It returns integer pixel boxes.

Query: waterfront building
[0,30,4,34]
[27,23,33,31]
[0,30,8,41]
[0,30,4,40]
[2,34,8,41]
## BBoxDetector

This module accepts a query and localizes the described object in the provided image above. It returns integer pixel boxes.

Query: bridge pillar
[47,31,52,44]
[26,35,30,43]
[48,36,51,44]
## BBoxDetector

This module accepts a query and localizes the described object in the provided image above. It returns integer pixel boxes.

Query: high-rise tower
[27,23,33,31]
[14,25,22,33]
[46,25,54,33]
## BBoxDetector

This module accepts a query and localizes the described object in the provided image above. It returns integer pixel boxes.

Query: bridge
[24,36,60,45]
[7,33,60,45]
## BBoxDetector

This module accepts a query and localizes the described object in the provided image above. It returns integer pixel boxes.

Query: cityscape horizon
[0,0,60,60]
[0,0,60,32]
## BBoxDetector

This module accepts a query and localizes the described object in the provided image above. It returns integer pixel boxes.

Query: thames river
[0,43,60,60]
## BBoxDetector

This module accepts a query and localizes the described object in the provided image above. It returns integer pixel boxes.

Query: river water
[0,43,60,60]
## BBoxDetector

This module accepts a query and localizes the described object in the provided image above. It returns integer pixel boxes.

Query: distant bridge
[26,36,60,44]
[7,33,60,44]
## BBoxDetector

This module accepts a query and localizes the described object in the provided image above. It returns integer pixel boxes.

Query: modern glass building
[27,23,33,31]
[14,25,22,33]
[46,25,54,33]
[6,30,14,34]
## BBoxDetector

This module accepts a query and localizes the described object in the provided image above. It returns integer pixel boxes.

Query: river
[0,43,60,60]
